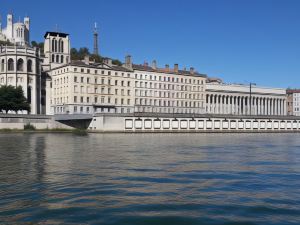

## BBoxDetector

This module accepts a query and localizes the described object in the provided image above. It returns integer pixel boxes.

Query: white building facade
[0,45,42,114]
[0,13,30,46]
[43,32,71,69]
[206,82,287,116]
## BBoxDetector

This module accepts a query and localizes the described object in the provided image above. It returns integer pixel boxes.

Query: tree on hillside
[0,86,30,114]
[70,46,122,65]
[31,41,44,53]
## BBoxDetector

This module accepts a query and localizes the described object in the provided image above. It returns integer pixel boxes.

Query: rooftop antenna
[55,24,59,32]
[93,22,99,55]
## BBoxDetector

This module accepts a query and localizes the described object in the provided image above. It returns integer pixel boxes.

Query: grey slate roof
[132,64,207,78]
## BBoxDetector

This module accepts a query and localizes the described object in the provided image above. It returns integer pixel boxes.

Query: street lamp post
[249,83,256,116]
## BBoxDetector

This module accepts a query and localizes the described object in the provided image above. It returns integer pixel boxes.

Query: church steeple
[93,22,99,55]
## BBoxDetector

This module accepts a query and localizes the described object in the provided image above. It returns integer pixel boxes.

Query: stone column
[275,99,278,116]
[220,95,223,114]
[267,98,270,115]
[215,95,218,114]
[238,97,241,115]
[242,97,246,115]
[278,99,281,115]
[207,94,210,113]
[230,96,233,114]
[251,97,257,115]
[258,98,260,115]
[283,99,287,115]
[270,98,273,116]
[211,95,214,114]
[247,97,250,115]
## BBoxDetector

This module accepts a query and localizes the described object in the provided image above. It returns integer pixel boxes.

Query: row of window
[72,96,131,105]
[51,55,68,64]
[74,76,131,86]
[135,98,203,108]
[53,86,68,95]
[71,106,130,114]
[1,58,33,72]
[135,81,203,91]
[53,67,205,86]
[72,67,131,78]
[51,39,64,53]
[135,90,204,99]
[53,96,132,105]
[16,27,25,38]
[135,107,202,114]
[73,86,131,96]
[0,77,33,84]
[134,73,204,84]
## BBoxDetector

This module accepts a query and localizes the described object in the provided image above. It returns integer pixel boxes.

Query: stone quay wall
[0,114,73,130]
[88,113,300,133]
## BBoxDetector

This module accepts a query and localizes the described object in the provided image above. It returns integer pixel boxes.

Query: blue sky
[1,0,300,88]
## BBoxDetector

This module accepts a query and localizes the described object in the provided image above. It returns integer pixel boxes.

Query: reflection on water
[0,133,300,225]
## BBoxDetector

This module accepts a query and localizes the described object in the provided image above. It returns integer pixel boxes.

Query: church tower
[43,31,70,69]
[93,22,99,55]
[6,13,13,41]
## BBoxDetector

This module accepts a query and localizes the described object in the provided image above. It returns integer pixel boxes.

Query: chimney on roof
[151,60,157,70]
[84,55,90,65]
[104,58,112,66]
[174,64,178,73]
[124,55,132,69]
[190,67,194,75]
[165,64,170,72]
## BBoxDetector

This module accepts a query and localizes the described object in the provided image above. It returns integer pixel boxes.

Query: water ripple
[0,133,300,224]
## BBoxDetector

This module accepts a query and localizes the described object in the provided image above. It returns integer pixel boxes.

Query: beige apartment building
[49,58,134,114]
[49,55,207,115]
[132,61,206,114]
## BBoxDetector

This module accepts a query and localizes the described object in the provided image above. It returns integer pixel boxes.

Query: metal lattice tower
[93,22,99,55]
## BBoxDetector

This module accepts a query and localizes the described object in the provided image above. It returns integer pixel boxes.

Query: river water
[0,133,300,225]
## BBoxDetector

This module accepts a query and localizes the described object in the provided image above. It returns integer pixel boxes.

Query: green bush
[72,129,88,136]
[24,123,36,130]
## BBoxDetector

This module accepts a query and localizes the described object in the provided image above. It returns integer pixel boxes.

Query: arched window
[8,58,14,71]
[52,39,55,51]
[1,59,4,72]
[27,59,32,72]
[56,55,59,63]
[58,39,61,53]
[58,39,62,52]
[61,55,64,63]
[17,58,24,71]
[52,54,55,62]
[54,39,57,52]
[61,40,64,52]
